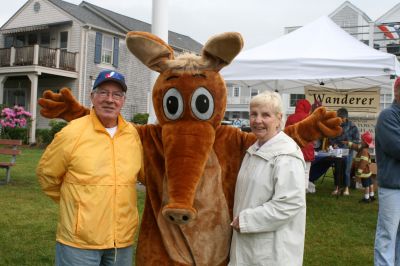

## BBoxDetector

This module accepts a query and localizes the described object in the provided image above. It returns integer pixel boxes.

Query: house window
[4,36,14,48]
[251,88,259,97]
[40,32,50,47]
[233,86,240,97]
[16,35,25,47]
[101,35,113,64]
[94,32,119,67]
[5,89,26,107]
[28,33,38,45]
[60,32,68,50]
[380,93,393,111]
[290,94,305,107]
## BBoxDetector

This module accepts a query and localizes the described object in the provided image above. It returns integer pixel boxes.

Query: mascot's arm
[38,88,89,122]
[215,126,256,157]
[228,106,341,151]
[134,124,163,186]
[284,107,342,147]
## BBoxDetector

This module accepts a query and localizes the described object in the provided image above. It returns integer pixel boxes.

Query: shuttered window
[101,35,113,64]
[94,32,102,64]
[94,32,119,67]
[112,37,119,67]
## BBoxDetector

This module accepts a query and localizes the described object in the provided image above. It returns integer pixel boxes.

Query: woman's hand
[231,216,240,232]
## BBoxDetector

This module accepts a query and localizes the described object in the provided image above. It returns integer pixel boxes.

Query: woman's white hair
[250,90,283,115]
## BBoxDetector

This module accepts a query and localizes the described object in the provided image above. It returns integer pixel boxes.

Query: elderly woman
[229,91,306,266]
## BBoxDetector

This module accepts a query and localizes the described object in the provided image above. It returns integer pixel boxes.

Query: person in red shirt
[285,99,314,193]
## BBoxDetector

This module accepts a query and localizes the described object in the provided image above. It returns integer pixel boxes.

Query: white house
[0,0,202,143]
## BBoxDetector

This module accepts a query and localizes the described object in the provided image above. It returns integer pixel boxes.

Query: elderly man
[374,78,400,266]
[37,70,143,265]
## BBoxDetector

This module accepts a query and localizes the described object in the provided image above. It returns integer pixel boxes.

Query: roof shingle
[49,0,202,53]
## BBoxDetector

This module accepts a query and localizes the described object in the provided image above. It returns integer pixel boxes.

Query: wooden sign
[305,86,380,113]
[351,118,376,138]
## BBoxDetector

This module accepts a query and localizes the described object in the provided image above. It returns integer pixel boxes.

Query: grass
[0,147,377,265]
[305,173,378,265]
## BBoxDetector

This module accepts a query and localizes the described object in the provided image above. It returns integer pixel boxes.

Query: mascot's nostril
[162,205,197,224]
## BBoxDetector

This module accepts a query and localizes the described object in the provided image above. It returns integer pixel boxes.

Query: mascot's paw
[285,107,342,147]
[38,88,89,122]
[313,108,342,138]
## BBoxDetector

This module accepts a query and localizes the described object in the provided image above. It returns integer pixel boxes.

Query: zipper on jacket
[111,134,117,249]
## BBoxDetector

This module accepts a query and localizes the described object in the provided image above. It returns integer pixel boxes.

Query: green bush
[36,128,52,147]
[49,120,68,138]
[131,113,149,125]
[1,127,29,143]
[35,120,67,146]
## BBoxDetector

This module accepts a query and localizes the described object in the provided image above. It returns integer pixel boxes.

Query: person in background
[329,107,360,196]
[285,99,315,193]
[229,91,306,266]
[343,131,375,203]
[374,77,400,266]
[37,70,144,265]
[233,117,242,128]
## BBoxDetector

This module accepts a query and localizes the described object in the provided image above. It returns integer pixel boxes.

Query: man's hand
[38,88,89,122]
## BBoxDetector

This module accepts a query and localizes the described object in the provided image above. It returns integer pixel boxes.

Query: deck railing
[0,48,11,67]
[38,47,56,68]
[0,44,77,71]
[59,50,77,71]
[15,46,34,66]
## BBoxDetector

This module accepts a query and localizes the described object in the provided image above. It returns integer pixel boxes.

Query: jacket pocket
[238,233,273,265]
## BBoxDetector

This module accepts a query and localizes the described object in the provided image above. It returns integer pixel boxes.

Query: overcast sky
[0,0,399,49]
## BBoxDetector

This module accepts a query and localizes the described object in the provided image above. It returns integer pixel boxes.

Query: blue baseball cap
[93,70,127,92]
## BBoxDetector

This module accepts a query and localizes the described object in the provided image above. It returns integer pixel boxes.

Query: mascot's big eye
[163,88,184,120]
[191,87,214,120]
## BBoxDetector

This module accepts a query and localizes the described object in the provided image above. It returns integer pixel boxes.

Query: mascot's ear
[126,31,174,73]
[202,32,243,71]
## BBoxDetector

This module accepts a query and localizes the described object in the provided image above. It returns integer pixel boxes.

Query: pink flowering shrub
[0,106,31,141]
[0,105,31,128]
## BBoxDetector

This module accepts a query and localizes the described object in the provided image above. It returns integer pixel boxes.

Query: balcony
[227,96,251,105]
[0,45,77,71]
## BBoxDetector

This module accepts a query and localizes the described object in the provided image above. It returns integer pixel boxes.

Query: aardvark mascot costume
[39,31,342,265]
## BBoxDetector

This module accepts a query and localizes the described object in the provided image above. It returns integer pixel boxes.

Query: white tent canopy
[222,16,400,94]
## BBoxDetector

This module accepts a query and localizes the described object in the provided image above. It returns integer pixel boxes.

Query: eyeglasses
[94,89,125,100]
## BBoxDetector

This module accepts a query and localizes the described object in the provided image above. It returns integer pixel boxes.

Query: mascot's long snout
[161,121,215,225]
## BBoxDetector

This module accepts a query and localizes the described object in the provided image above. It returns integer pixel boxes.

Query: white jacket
[229,131,306,266]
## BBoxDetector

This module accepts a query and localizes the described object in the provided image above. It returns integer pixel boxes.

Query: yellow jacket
[37,109,144,249]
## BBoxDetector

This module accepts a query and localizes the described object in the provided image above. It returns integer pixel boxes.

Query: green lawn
[0,147,377,265]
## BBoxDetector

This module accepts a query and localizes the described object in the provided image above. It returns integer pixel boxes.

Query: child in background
[343,131,375,203]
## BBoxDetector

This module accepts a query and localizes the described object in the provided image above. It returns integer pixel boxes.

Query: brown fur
[38,31,342,265]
